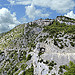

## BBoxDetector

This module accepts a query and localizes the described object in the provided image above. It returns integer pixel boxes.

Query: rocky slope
[0,16,75,75]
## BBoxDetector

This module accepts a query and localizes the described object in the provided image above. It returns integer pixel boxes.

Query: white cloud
[7,0,75,13]
[25,4,49,20]
[50,0,75,13]
[64,11,75,19]
[0,8,20,33]
[33,0,75,13]
[7,0,15,5]
[16,0,32,5]
[7,0,32,5]
[7,0,75,24]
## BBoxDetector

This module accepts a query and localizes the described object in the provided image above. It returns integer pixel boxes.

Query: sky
[0,0,75,33]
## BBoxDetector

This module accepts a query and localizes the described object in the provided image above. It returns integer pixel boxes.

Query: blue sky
[0,0,75,33]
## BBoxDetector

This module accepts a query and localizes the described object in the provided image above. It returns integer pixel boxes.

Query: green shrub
[59,68,63,73]
[64,61,75,75]
[38,51,44,57]
[56,39,63,42]
[39,38,44,42]
[59,43,64,49]
[23,55,26,60]
[14,67,18,71]
[28,48,32,52]
[62,65,65,69]
[26,54,32,61]
[49,66,53,70]
[23,51,27,55]
[64,43,68,47]
[48,62,54,67]
[20,71,25,75]
[71,36,75,39]
[0,51,4,55]
[29,23,38,27]
[38,59,43,63]
[15,73,18,75]
[54,39,58,46]
[31,43,36,48]
[43,60,49,64]
[21,64,27,70]
[7,71,11,75]
[48,61,57,67]
[43,21,75,35]
[25,64,34,75]
[70,42,74,47]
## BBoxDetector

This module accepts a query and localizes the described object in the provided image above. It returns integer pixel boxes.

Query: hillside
[0,16,75,75]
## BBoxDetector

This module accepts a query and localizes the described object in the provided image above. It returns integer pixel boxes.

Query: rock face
[32,40,75,75]
[0,16,75,75]
[56,16,75,25]
[29,19,54,26]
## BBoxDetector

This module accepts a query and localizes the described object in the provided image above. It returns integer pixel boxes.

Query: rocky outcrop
[32,41,75,75]
[0,16,75,75]
[29,19,54,26]
[56,16,75,25]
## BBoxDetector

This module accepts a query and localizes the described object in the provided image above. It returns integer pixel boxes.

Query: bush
[28,48,32,52]
[64,61,75,75]
[14,67,18,71]
[23,51,27,55]
[49,66,53,70]
[38,59,43,63]
[39,38,44,42]
[43,21,75,35]
[25,64,34,75]
[43,60,49,64]
[70,42,74,47]
[38,51,44,57]
[26,54,32,61]
[21,64,27,70]
[23,55,26,60]
[7,71,11,75]
[21,71,25,75]
[59,43,64,49]
[54,39,58,46]
[48,61,57,67]
[59,68,63,73]
[48,62,54,67]
[31,43,36,48]
[71,36,75,39]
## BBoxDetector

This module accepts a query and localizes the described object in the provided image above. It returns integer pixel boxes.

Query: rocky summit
[0,16,75,75]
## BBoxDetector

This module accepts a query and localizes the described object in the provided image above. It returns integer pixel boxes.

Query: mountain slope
[0,16,75,75]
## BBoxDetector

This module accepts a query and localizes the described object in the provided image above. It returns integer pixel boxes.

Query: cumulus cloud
[7,0,15,5]
[7,0,31,5]
[7,0,75,13]
[16,0,32,5]
[0,8,20,33]
[7,0,75,24]
[50,0,75,13]
[64,11,75,19]
[25,4,49,20]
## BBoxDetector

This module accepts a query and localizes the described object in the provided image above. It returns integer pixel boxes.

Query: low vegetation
[64,61,75,75]
[43,21,75,35]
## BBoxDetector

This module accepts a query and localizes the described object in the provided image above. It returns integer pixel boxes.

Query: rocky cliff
[0,16,75,75]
